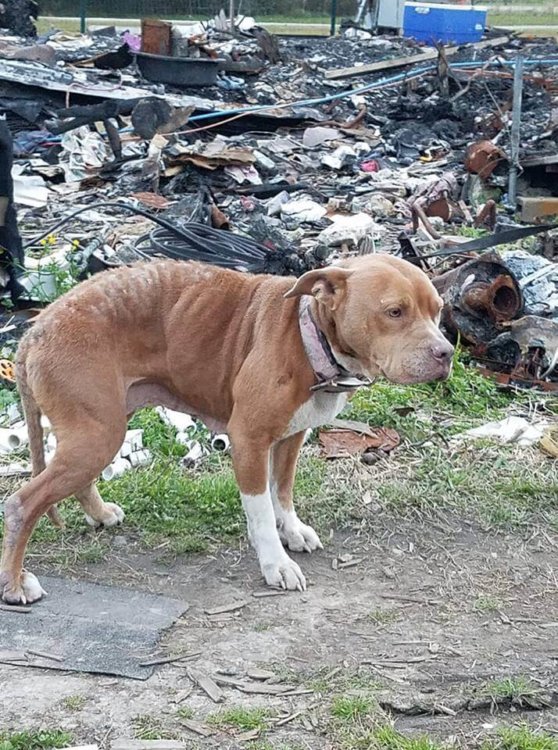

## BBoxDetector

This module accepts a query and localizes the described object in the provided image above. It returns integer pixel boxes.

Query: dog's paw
[85,502,125,528]
[1,570,46,605]
[279,517,323,554]
[261,554,306,592]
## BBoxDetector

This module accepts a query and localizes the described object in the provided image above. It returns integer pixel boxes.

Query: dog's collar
[298,296,370,393]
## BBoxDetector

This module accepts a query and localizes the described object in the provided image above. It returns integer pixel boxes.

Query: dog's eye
[388,308,402,319]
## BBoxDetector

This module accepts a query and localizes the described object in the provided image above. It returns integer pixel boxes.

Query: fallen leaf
[319,427,399,458]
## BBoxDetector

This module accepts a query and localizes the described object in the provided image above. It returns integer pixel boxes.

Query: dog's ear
[284,267,352,310]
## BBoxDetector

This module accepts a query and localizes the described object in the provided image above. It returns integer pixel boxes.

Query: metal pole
[79,0,86,33]
[229,0,235,30]
[330,0,337,36]
[508,54,524,210]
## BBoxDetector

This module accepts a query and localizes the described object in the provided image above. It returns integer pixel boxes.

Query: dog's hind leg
[75,483,125,529]
[0,415,126,605]
[16,344,64,529]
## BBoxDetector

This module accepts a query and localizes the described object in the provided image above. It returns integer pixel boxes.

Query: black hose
[22,201,217,250]
[22,200,319,277]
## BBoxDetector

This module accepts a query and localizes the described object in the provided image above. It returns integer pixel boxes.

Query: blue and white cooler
[404,2,488,45]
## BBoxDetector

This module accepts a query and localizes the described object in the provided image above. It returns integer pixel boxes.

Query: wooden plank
[325,36,510,80]
[521,153,558,168]
[325,49,438,80]
[187,667,224,703]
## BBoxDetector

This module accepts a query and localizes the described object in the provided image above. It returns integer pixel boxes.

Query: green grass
[61,694,86,711]
[370,725,442,750]
[176,706,194,720]
[208,707,270,732]
[368,607,400,625]
[331,695,375,723]
[473,595,502,613]
[0,731,73,750]
[132,715,176,741]
[373,440,558,528]
[325,718,558,750]
[489,13,558,28]
[480,676,538,702]
[484,726,558,750]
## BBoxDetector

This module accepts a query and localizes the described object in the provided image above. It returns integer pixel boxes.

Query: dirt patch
[2,511,558,747]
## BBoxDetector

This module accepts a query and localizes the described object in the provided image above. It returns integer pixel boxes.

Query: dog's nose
[431,340,454,362]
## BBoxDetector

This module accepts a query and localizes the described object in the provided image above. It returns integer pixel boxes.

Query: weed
[0,730,73,750]
[176,706,194,720]
[480,676,537,702]
[483,725,558,750]
[370,724,442,749]
[208,707,270,732]
[473,595,503,613]
[331,695,374,723]
[132,715,175,740]
[0,386,17,412]
[253,621,273,632]
[368,607,399,625]
[308,666,380,695]
[453,226,487,239]
[61,694,86,711]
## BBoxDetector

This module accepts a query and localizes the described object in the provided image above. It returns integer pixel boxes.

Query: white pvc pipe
[0,427,27,452]
[120,429,144,457]
[211,434,230,452]
[156,407,197,434]
[183,441,204,465]
[101,457,132,481]
[128,448,152,468]
[175,432,197,447]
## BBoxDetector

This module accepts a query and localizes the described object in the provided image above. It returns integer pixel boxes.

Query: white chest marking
[285,392,349,437]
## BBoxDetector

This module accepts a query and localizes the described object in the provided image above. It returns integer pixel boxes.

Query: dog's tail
[16,345,64,528]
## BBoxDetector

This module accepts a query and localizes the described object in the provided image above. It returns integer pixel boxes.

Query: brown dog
[0,254,453,604]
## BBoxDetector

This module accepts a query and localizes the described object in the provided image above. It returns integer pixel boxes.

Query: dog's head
[285,254,453,385]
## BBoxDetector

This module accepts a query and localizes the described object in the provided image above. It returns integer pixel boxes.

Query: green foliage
[0,730,73,750]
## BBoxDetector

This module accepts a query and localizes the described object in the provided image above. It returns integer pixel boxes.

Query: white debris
[455,416,547,447]
[317,212,385,248]
[281,197,327,224]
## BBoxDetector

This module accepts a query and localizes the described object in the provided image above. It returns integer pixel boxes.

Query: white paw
[1,570,46,605]
[279,518,323,553]
[261,553,306,592]
[21,571,46,603]
[85,502,125,528]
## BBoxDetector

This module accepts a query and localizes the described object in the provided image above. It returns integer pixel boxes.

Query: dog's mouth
[379,361,452,385]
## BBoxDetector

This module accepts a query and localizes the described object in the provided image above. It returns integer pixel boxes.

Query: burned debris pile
[0,12,557,398]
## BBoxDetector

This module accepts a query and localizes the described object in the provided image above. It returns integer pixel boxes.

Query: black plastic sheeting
[0,576,189,679]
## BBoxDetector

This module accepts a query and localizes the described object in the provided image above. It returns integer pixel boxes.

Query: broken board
[0,576,188,680]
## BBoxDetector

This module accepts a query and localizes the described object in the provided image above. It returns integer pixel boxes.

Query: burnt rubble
[0,17,557,391]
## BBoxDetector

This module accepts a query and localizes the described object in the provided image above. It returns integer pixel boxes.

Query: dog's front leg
[271,432,323,554]
[229,430,306,592]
